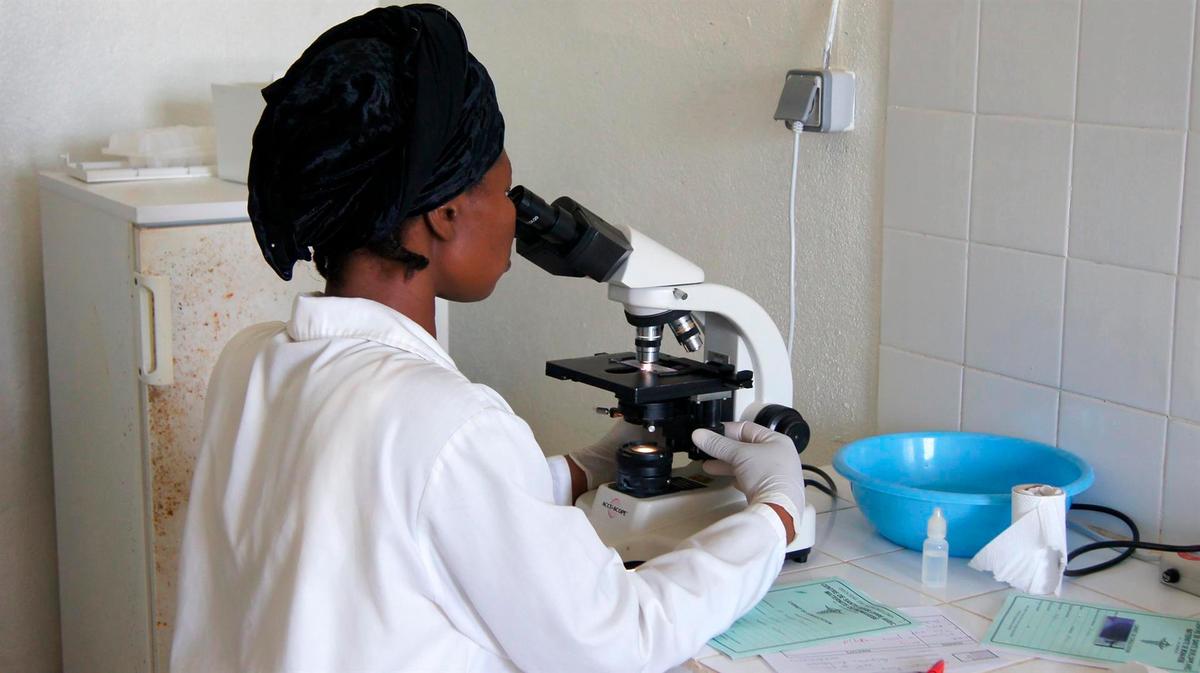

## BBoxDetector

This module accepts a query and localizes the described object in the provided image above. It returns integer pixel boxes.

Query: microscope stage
[545,352,749,404]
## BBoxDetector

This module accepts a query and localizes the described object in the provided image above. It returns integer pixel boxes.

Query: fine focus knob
[754,404,811,454]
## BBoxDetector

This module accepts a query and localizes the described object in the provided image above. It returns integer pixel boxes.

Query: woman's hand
[691,421,805,544]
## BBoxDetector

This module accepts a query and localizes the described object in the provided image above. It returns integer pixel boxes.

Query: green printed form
[983,594,1200,671]
[708,578,916,659]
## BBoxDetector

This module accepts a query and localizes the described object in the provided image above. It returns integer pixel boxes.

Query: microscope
[509,187,818,565]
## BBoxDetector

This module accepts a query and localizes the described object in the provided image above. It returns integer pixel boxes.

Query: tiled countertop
[686,468,1200,672]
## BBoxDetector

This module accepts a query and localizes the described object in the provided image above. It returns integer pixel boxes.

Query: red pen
[925,660,945,673]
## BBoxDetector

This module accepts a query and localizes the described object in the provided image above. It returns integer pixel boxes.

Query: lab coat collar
[287,293,457,371]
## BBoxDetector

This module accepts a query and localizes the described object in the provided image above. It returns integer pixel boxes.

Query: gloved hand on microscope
[566,420,805,543]
[693,421,806,543]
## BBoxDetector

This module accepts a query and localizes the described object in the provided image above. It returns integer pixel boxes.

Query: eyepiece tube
[508,185,576,245]
[507,185,633,282]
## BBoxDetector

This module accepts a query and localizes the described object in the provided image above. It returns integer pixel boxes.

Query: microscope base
[577,466,818,566]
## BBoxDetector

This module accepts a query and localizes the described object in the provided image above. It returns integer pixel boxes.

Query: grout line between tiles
[1068,581,1157,613]
[884,344,1193,430]
[846,555,1000,605]
[1054,151,1071,445]
[1070,0,1083,124]
[889,104,1192,134]
[948,594,1004,620]
[842,556,946,604]
[835,550,896,565]
[962,366,1059,393]
[885,226,1188,280]
[947,586,1009,604]
[878,344,961,370]
[959,124,977,431]
[959,0,981,432]
[1060,0,1079,438]
[971,0,980,115]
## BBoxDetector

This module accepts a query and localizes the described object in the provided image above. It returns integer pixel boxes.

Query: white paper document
[758,607,1021,673]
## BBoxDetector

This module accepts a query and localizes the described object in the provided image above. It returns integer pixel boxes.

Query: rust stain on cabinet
[138,223,321,659]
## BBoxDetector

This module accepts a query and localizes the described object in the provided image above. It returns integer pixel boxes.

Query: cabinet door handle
[134,274,173,385]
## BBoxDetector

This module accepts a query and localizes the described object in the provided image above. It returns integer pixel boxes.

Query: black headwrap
[248,4,505,280]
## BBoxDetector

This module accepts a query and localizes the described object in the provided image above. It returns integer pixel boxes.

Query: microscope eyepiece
[508,185,575,245]
[506,185,632,282]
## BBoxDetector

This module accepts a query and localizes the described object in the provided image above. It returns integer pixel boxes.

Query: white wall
[878,0,1200,542]
[0,2,376,669]
[438,0,891,464]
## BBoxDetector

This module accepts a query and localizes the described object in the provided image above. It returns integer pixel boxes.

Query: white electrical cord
[822,0,842,70]
[787,0,838,358]
[787,123,803,359]
[823,0,841,70]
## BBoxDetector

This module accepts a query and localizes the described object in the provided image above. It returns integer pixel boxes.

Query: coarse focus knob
[754,404,811,454]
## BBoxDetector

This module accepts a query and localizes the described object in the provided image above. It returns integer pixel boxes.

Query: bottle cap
[927,506,947,539]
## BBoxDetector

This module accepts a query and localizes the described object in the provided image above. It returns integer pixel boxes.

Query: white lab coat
[171,293,786,673]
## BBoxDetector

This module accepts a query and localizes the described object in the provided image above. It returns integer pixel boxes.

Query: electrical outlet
[774,68,855,133]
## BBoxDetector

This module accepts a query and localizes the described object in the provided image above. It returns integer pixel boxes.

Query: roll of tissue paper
[969,484,1068,595]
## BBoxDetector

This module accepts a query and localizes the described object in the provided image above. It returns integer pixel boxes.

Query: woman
[171,5,806,672]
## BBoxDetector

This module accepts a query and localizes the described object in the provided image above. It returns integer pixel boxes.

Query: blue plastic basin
[833,433,1093,557]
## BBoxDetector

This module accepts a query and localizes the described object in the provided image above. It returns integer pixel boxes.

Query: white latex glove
[691,421,805,525]
[568,420,659,490]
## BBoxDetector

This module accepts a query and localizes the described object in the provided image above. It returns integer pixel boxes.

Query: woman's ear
[424,195,466,243]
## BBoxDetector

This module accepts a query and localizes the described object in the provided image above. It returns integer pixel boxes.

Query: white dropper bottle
[921,507,949,588]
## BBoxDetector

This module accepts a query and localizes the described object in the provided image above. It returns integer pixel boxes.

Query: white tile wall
[1193,4,1200,132]
[965,243,1065,386]
[888,0,980,113]
[1182,133,1200,279]
[1061,260,1175,413]
[970,116,1072,255]
[1069,125,1184,274]
[1058,394,1167,538]
[977,0,1078,120]
[880,229,967,361]
[877,346,962,434]
[1076,0,1195,129]
[1173,277,1200,422]
[1163,420,1200,540]
[883,108,975,239]
[961,369,1059,445]
[881,0,1200,540]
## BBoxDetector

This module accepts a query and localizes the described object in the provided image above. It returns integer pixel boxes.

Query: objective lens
[635,325,663,367]
[667,313,704,353]
[615,442,671,497]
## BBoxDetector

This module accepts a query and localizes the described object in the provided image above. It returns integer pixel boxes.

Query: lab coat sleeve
[418,409,786,673]
[544,454,575,506]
